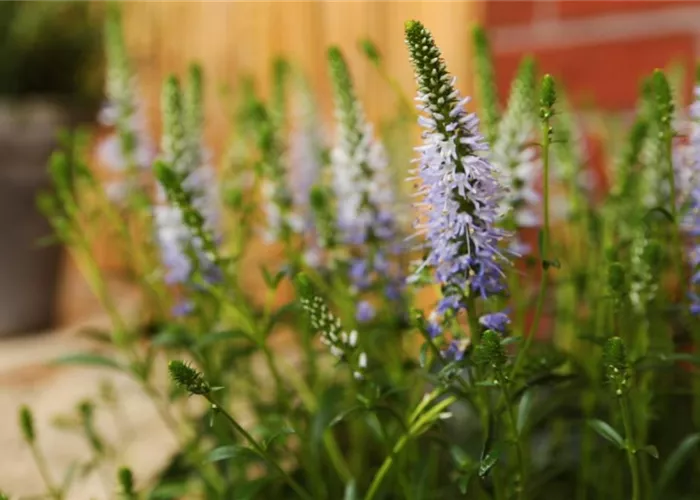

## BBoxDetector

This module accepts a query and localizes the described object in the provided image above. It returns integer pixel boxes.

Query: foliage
[11,11,700,500]
[0,1,103,103]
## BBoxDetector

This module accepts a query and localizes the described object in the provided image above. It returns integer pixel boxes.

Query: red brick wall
[484,1,700,110]
[484,0,700,191]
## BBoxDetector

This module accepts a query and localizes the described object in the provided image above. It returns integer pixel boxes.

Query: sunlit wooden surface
[121,1,484,154]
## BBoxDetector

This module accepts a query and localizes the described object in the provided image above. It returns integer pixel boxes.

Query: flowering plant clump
[12,12,700,500]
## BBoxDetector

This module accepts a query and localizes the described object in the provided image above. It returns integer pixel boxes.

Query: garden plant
[4,9,700,500]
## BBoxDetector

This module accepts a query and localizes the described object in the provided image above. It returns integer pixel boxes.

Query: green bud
[309,185,328,211]
[603,336,630,395]
[153,161,178,190]
[474,330,506,370]
[651,69,674,139]
[161,75,186,168]
[540,74,557,117]
[168,360,211,395]
[359,38,382,66]
[19,405,35,444]
[293,272,314,300]
[184,62,204,139]
[328,46,359,134]
[117,467,136,497]
[642,239,662,271]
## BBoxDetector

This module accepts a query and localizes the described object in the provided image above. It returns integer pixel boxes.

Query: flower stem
[364,394,456,500]
[30,443,62,500]
[206,395,313,500]
[502,382,527,500]
[619,397,641,500]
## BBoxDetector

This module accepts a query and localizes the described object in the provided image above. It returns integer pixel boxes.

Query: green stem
[513,114,552,376]
[364,394,456,500]
[502,382,527,500]
[619,397,641,500]
[206,395,313,500]
[30,444,62,500]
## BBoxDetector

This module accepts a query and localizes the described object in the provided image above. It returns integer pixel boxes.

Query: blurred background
[1,1,699,497]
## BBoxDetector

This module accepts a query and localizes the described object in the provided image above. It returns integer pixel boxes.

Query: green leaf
[478,447,501,478]
[588,419,625,450]
[207,445,261,463]
[151,327,194,348]
[262,428,296,450]
[457,470,475,494]
[655,433,700,498]
[147,481,190,499]
[419,342,429,368]
[329,406,363,427]
[517,390,534,435]
[53,353,123,371]
[639,444,659,459]
[501,336,522,346]
[343,479,358,500]
[196,329,248,349]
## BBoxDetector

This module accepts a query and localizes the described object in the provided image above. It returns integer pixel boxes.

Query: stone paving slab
[0,286,179,500]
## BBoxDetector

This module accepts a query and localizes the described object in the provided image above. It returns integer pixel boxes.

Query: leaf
[419,342,429,368]
[588,419,625,450]
[196,329,248,349]
[207,445,261,463]
[501,336,522,346]
[147,482,190,499]
[639,444,659,459]
[329,406,363,427]
[457,470,476,494]
[151,327,194,348]
[53,353,123,371]
[479,417,499,478]
[478,447,501,478]
[655,433,700,498]
[517,390,534,435]
[343,479,358,500]
[644,206,675,225]
[262,428,296,450]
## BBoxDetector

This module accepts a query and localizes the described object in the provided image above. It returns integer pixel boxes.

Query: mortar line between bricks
[492,6,700,53]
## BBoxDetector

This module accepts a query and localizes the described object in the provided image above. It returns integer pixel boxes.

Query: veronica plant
[328,46,404,322]
[15,12,700,500]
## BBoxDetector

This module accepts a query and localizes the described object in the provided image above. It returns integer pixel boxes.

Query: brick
[484,1,535,27]
[557,0,699,19]
[494,35,695,110]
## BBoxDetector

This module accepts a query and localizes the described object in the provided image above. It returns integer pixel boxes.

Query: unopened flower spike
[473,329,507,370]
[472,25,500,144]
[295,274,367,380]
[250,69,303,243]
[154,74,221,304]
[492,56,541,253]
[328,46,403,321]
[98,5,155,200]
[602,337,630,396]
[19,405,35,444]
[168,360,211,395]
[405,20,513,359]
[117,467,137,499]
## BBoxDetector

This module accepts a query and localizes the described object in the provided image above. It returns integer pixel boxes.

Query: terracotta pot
[0,100,69,335]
